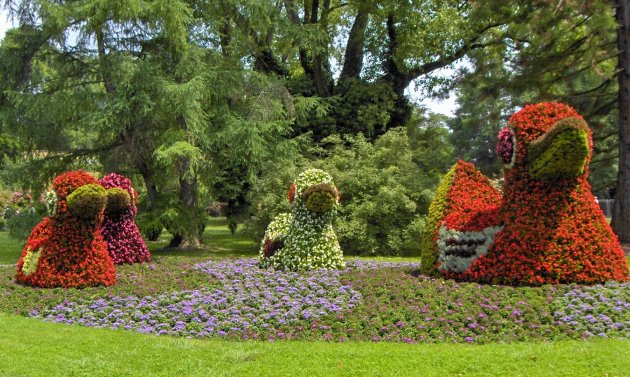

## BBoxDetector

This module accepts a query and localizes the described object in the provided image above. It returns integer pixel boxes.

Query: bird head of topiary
[105,187,131,214]
[302,184,338,213]
[504,102,591,175]
[292,169,339,214]
[51,171,101,218]
[66,184,108,219]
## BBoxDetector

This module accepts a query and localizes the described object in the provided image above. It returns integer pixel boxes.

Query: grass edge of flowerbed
[1,312,628,377]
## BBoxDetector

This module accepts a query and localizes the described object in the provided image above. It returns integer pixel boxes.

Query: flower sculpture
[99,173,152,264]
[423,102,629,285]
[259,169,345,271]
[16,171,116,288]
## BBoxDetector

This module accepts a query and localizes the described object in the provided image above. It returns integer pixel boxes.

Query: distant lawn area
[0,232,23,264]
[148,217,258,258]
[0,217,258,265]
[1,313,628,377]
[0,217,419,264]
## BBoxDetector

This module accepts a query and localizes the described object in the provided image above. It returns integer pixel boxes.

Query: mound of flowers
[423,102,629,285]
[420,161,502,277]
[22,257,628,343]
[33,258,361,339]
[99,173,151,264]
[15,171,116,288]
[259,169,345,271]
[551,282,630,339]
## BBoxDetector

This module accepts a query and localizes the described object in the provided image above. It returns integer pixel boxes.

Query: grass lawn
[0,217,259,265]
[0,232,23,264]
[1,312,628,377]
[148,217,259,258]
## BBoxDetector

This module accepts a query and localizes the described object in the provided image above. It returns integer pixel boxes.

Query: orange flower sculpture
[15,171,116,288]
[423,102,629,285]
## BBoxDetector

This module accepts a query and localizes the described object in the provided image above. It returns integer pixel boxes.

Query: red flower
[287,183,296,204]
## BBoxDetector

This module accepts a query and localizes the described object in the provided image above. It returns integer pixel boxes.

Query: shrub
[207,202,227,217]
[136,211,164,241]
[247,126,452,256]
[5,207,44,240]
[315,129,446,256]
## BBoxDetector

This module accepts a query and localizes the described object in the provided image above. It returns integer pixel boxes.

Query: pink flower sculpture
[99,173,152,264]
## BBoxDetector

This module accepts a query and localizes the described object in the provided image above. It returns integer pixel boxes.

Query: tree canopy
[0,0,627,247]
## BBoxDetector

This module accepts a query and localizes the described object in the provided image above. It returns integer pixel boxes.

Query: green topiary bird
[259,169,345,271]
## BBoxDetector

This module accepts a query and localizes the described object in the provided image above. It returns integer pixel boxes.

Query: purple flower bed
[551,282,630,338]
[33,259,362,339]
[15,258,629,343]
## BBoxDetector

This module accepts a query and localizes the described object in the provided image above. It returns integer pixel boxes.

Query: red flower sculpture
[427,102,629,285]
[99,173,152,265]
[15,171,116,288]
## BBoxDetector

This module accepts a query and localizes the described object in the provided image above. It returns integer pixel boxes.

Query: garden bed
[1,257,628,344]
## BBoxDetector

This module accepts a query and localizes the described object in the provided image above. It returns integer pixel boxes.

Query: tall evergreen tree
[612,0,630,242]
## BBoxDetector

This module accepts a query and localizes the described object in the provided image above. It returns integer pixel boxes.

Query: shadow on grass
[149,217,258,259]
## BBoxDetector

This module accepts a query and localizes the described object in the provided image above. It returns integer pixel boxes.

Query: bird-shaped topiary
[16,171,116,288]
[423,102,629,285]
[99,173,152,265]
[259,169,345,271]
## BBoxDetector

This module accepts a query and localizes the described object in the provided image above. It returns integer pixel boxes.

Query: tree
[449,0,620,194]
[612,0,630,242]
[0,0,300,247]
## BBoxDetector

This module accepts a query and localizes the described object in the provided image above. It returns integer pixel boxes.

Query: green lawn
[1,312,628,377]
[0,217,259,265]
[148,217,259,258]
[0,231,23,264]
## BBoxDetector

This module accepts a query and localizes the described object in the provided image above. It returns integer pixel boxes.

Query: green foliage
[66,184,107,219]
[451,1,618,193]
[159,206,207,244]
[105,188,131,213]
[420,165,456,276]
[315,128,449,256]
[248,123,453,256]
[136,211,164,242]
[528,120,590,180]
[244,160,303,241]
[4,207,44,241]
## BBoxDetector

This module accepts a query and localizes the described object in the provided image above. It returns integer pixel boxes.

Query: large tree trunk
[177,164,203,248]
[613,0,630,242]
[381,15,413,127]
[136,157,159,208]
[339,4,369,81]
